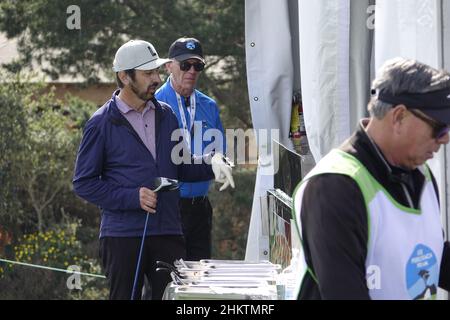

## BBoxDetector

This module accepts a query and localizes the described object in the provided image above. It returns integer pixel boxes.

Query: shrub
[0,220,107,300]
[0,71,98,234]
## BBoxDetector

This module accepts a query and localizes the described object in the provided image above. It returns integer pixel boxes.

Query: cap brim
[420,109,450,125]
[135,58,171,70]
[173,54,205,63]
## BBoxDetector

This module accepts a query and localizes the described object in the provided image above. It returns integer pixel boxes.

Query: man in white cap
[73,40,234,300]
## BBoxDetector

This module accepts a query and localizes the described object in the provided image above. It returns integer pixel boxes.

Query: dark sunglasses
[409,109,450,140]
[179,60,205,72]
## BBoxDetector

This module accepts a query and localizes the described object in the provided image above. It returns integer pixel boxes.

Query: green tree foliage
[0,72,106,299]
[0,74,28,230]
[0,71,97,234]
[0,0,250,128]
[209,169,255,260]
[18,90,79,232]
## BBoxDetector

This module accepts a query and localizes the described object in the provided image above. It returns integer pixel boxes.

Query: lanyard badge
[170,78,196,151]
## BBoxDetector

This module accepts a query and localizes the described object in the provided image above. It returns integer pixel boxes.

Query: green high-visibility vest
[292,149,443,299]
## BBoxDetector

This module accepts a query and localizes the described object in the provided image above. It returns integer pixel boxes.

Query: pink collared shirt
[116,95,156,159]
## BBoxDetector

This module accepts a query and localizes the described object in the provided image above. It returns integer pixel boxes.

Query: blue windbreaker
[73,91,214,237]
[155,78,225,197]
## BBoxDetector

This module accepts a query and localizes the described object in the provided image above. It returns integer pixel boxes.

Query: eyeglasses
[409,109,450,140]
[179,60,205,72]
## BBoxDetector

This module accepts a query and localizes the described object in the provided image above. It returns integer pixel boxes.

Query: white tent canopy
[244,0,294,260]
[244,0,449,298]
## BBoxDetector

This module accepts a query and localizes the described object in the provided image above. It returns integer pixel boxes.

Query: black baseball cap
[376,87,450,125]
[168,37,205,63]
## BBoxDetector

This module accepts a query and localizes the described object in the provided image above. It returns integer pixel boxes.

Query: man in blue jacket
[156,37,229,261]
[73,39,234,300]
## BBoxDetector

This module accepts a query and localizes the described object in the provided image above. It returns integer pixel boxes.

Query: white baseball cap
[112,40,170,72]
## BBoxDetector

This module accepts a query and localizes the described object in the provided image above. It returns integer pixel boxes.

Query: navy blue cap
[376,87,450,124]
[168,37,205,63]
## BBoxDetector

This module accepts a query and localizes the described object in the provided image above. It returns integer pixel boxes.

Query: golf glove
[211,153,235,191]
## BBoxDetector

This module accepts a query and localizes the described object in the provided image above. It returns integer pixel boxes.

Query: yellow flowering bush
[13,223,89,269]
[0,221,108,299]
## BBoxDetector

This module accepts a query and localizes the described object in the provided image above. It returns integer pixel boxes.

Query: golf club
[130,177,179,300]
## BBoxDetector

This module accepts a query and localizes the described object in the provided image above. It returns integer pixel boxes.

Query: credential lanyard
[171,79,196,151]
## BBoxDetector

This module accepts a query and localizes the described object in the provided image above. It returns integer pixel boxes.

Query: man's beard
[130,81,156,101]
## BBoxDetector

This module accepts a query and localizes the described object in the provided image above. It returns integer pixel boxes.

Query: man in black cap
[156,37,232,261]
[292,57,450,299]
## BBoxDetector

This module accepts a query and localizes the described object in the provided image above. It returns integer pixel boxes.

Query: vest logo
[406,244,438,300]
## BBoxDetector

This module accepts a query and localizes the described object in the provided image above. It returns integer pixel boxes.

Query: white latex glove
[211,153,235,191]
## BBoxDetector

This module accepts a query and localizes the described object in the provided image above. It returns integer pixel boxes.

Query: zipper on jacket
[400,183,414,208]
[366,129,415,208]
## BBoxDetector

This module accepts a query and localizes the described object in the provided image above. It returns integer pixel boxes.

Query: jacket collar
[106,90,162,159]
[342,119,426,207]
[108,89,165,124]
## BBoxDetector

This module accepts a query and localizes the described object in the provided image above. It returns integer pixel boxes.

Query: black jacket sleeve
[439,241,450,290]
[301,174,370,299]
[431,173,450,291]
